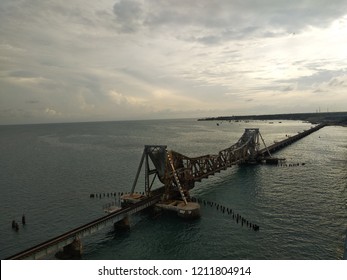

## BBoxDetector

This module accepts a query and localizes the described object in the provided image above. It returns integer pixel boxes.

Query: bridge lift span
[127,128,269,208]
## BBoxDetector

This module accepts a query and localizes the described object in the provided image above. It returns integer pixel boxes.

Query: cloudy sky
[1,0,347,124]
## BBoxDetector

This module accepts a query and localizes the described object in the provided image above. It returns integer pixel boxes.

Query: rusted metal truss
[168,128,261,188]
[131,129,262,202]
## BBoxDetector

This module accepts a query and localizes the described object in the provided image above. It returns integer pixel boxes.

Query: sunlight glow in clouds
[0,0,346,124]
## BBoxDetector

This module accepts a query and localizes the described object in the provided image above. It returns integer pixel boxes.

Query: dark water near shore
[0,119,346,259]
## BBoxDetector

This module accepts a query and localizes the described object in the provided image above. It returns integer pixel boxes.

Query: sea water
[0,119,346,259]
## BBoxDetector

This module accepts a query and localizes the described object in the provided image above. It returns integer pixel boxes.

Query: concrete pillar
[55,238,82,259]
[114,216,130,230]
[177,202,200,219]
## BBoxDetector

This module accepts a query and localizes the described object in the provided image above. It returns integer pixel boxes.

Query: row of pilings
[277,162,306,167]
[191,197,260,231]
[89,192,259,231]
[89,191,144,198]
[264,162,306,167]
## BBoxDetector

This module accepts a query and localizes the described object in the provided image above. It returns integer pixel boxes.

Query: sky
[1,0,347,124]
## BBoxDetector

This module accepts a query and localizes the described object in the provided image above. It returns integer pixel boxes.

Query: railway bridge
[6,124,325,260]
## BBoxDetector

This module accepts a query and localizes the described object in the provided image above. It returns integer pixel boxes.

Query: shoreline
[198,111,347,127]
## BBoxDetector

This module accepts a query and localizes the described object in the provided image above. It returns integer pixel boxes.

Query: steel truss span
[133,128,264,202]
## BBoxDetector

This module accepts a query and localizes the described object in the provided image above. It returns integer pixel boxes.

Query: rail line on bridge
[257,123,326,157]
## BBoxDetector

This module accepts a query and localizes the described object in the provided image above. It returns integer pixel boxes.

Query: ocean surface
[0,118,346,260]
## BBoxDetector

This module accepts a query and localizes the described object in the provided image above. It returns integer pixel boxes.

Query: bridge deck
[258,123,326,157]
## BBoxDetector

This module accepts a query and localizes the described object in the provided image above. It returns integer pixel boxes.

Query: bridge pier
[177,201,200,219]
[114,216,130,230]
[55,237,82,260]
[155,200,200,219]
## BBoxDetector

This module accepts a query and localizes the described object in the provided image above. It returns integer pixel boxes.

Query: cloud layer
[1,0,347,124]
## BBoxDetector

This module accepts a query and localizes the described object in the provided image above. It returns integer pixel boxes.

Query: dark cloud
[281,69,347,89]
[113,0,144,33]
[328,76,346,87]
[25,100,39,104]
[9,70,37,78]
[112,0,347,43]
[282,85,296,92]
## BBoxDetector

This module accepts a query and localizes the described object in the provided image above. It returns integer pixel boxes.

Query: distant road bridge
[6,124,326,260]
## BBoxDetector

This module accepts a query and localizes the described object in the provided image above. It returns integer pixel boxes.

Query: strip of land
[198,111,347,126]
